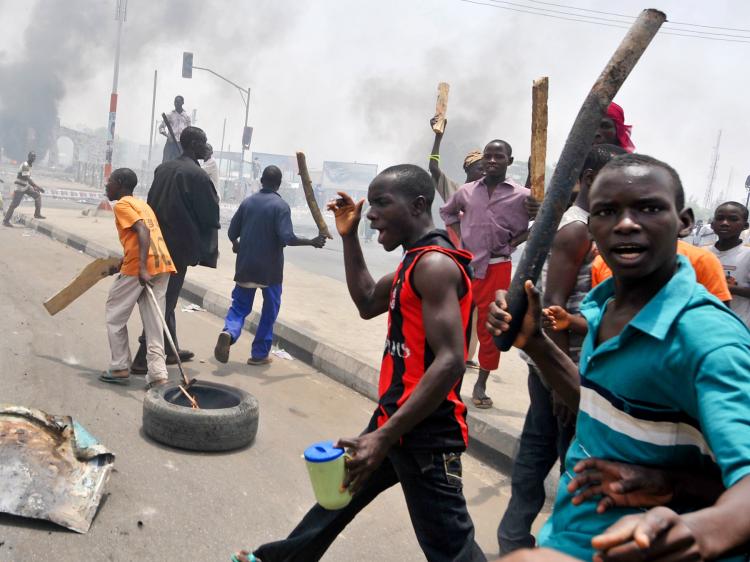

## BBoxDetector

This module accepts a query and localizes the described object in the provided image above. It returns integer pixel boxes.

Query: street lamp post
[181,52,251,191]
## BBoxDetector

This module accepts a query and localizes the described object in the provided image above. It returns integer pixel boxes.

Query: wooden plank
[530,77,549,202]
[296,152,333,239]
[43,257,122,316]
[431,82,450,134]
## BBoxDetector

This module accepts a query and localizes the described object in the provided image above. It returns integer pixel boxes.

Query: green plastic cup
[303,440,352,510]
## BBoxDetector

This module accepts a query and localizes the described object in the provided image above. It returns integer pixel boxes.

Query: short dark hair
[485,139,513,157]
[111,168,138,192]
[179,126,206,150]
[600,153,685,210]
[261,165,282,189]
[581,144,627,178]
[377,164,435,208]
[175,95,184,102]
[716,201,750,222]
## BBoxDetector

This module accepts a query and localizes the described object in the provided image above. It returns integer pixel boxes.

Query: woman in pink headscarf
[593,102,635,152]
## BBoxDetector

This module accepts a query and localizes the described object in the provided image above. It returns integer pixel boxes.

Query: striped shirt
[539,255,750,561]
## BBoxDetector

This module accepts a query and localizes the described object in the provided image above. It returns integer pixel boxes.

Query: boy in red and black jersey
[240,165,486,562]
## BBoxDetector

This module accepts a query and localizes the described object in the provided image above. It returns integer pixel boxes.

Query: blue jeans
[253,446,486,562]
[497,365,575,554]
[223,284,282,360]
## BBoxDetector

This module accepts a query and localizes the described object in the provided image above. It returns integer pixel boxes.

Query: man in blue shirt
[489,154,750,561]
[214,166,325,365]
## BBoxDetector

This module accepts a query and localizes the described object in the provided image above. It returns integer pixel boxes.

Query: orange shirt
[591,240,731,302]
[114,196,176,276]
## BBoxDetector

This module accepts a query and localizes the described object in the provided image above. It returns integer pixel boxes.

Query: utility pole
[146,69,157,172]
[105,0,127,181]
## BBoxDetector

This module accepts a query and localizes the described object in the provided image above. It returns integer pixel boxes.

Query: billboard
[251,152,298,184]
[321,161,378,191]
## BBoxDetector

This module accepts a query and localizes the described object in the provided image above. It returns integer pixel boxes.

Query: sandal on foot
[472,396,493,409]
[99,370,131,385]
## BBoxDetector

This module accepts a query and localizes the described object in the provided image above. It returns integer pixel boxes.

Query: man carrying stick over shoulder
[234,165,486,562]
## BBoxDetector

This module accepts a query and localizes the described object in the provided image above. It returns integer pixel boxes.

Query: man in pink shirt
[440,139,531,408]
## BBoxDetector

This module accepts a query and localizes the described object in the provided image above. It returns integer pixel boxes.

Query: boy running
[100,168,176,389]
[235,165,485,562]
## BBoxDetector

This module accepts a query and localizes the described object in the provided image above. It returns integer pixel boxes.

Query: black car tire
[142,381,259,452]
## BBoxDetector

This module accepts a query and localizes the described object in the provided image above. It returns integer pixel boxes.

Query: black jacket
[147,155,220,270]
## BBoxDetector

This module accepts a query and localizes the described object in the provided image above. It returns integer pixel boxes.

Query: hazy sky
[1,0,748,205]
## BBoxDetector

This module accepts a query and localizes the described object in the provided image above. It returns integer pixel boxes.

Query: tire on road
[142,381,259,452]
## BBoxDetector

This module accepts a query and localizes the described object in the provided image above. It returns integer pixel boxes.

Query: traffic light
[182,52,193,79]
[242,126,253,149]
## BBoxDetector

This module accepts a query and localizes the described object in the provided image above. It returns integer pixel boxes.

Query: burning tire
[142,381,259,452]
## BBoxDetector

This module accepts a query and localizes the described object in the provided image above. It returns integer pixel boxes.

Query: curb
[16,213,523,469]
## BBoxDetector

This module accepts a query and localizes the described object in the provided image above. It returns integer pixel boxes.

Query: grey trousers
[105,273,170,384]
[4,186,41,222]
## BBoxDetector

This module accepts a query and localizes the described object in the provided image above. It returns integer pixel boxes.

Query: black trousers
[497,365,575,554]
[4,187,41,222]
[254,446,486,562]
[134,268,186,363]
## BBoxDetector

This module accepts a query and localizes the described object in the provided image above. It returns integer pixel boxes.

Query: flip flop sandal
[99,370,131,385]
[232,553,260,562]
[472,396,493,409]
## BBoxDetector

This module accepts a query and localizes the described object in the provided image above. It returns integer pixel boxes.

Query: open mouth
[610,244,647,261]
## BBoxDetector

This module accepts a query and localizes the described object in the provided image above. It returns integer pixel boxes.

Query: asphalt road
[0,224,531,561]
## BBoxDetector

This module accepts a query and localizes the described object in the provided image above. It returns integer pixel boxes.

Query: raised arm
[328,192,393,319]
[428,117,446,183]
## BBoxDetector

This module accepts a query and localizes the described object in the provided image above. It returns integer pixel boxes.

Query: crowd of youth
[5,91,750,561]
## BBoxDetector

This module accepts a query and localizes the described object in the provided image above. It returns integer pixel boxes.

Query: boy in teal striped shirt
[490,154,750,561]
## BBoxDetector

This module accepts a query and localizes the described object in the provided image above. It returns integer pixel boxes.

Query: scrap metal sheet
[0,405,114,533]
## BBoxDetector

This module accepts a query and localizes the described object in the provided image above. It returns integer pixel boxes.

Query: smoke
[0,0,299,161]
[0,2,110,160]
[351,43,527,181]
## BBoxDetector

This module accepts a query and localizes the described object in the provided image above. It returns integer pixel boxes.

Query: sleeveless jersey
[367,230,474,451]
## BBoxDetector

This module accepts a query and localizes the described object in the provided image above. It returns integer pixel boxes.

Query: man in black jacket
[132,126,220,372]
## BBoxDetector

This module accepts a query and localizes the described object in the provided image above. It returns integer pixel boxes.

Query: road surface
[0,223,547,561]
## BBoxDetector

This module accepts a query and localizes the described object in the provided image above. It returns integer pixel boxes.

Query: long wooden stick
[495,8,666,351]
[44,257,122,316]
[296,151,333,239]
[530,77,549,202]
[431,82,450,134]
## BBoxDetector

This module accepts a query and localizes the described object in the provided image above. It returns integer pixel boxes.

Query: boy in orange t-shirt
[100,168,176,388]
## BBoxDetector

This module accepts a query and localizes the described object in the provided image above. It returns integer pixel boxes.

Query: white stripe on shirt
[579,386,715,460]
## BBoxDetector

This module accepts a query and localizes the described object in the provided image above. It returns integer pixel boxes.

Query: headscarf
[606,102,635,153]
[463,150,483,169]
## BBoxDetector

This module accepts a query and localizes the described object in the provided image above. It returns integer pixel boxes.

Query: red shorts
[472,261,512,371]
